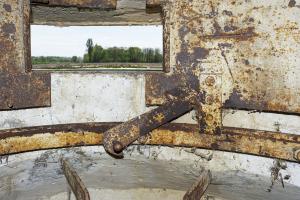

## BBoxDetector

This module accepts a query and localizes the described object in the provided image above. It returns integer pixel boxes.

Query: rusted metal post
[0,0,51,110]
[183,170,211,200]
[60,158,90,200]
[103,97,193,157]
[0,0,31,73]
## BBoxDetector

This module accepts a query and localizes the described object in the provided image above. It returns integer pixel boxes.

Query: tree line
[83,39,163,63]
[32,39,163,65]
[32,56,81,65]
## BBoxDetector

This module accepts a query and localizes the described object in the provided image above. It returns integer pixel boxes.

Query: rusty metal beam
[31,2,161,26]
[183,170,211,200]
[31,0,117,9]
[0,1,51,110]
[145,72,300,115]
[61,158,90,200]
[0,123,300,162]
[103,97,193,157]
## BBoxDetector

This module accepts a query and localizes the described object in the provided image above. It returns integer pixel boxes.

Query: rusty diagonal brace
[61,158,91,200]
[103,87,200,157]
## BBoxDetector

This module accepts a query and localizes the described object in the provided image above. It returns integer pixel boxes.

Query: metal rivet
[113,141,123,154]
[205,95,214,105]
[205,114,214,122]
[205,76,215,86]
[294,149,300,161]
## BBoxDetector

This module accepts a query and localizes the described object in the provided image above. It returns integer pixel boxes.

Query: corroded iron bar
[183,170,211,200]
[0,123,300,162]
[61,158,90,200]
[103,98,193,157]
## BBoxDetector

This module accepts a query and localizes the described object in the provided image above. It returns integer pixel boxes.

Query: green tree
[128,47,142,62]
[86,39,94,63]
[71,56,78,63]
[91,45,104,62]
[154,48,163,63]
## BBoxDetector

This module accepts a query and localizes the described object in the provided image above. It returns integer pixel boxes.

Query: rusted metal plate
[0,73,51,110]
[146,0,300,114]
[104,96,193,157]
[0,0,31,73]
[31,0,117,9]
[61,158,90,200]
[0,123,300,162]
[183,170,211,200]
[145,73,185,105]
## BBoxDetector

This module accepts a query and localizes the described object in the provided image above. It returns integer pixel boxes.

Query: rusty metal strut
[103,96,194,157]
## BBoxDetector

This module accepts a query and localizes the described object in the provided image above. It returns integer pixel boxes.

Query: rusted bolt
[294,149,300,161]
[205,76,215,86]
[205,95,214,105]
[113,141,123,154]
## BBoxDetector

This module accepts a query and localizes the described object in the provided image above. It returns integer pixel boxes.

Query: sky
[31,25,163,57]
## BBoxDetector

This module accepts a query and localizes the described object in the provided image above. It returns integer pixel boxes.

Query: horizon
[31,25,163,57]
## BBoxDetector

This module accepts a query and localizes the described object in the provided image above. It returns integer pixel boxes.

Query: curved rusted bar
[0,122,299,162]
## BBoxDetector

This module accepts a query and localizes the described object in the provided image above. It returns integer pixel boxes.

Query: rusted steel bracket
[0,0,51,110]
[30,0,117,9]
[183,170,211,200]
[61,158,90,200]
[104,92,194,157]
[198,74,222,134]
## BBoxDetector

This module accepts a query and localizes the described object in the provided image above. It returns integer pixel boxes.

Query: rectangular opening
[31,25,163,71]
